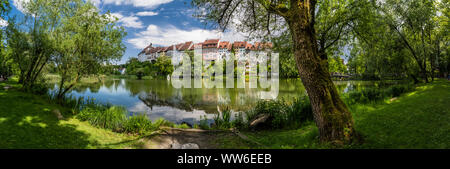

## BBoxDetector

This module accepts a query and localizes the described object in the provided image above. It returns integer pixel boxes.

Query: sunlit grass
[0,82,145,149]
[215,80,450,149]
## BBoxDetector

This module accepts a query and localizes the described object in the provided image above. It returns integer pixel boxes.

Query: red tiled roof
[194,43,203,49]
[245,43,252,49]
[250,42,273,50]
[139,40,272,55]
[204,39,219,44]
[218,41,232,50]
[162,46,170,52]
[233,41,247,48]
[179,41,193,51]
[203,39,219,49]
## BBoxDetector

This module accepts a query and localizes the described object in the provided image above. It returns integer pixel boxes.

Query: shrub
[174,124,191,129]
[240,97,313,130]
[198,115,210,130]
[86,106,127,132]
[346,91,365,104]
[386,84,413,97]
[31,83,49,95]
[213,106,233,129]
[361,88,385,101]
[344,83,415,105]
[123,114,154,134]
[153,118,173,128]
[76,107,98,121]
[286,97,313,127]
[232,112,246,129]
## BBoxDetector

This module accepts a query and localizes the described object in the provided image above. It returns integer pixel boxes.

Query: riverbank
[213,80,450,149]
[0,80,234,149]
[0,80,150,149]
[1,79,448,148]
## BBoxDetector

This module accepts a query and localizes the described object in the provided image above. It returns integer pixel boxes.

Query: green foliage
[29,82,48,95]
[6,13,53,91]
[343,84,415,104]
[287,97,314,127]
[328,55,347,74]
[173,124,191,129]
[215,98,315,130]
[52,0,126,100]
[231,112,246,130]
[0,81,143,149]
[154,54,174,76]
[213,106,233,130]
[76,106,166,134]
[123,114,155,134]
[385,84,415,97]
[198,115,211,130]
[125,55,173,78]
[85,106,127,132]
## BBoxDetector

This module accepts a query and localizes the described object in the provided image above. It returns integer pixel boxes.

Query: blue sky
[7,0,247,64]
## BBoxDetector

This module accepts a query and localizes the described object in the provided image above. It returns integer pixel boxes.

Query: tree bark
[286,1,356,144]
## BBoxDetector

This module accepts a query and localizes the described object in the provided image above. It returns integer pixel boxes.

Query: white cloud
[88,0,102,7]
[103,0,173,9]
[13,0,30,13]
[136,11,159,16]
[111,13,144,29]
[0,18,8,27]
[127,24,247,49]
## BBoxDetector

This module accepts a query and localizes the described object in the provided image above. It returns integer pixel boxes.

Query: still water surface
[55,79,387,124]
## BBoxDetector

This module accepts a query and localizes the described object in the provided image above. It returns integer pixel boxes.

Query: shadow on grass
[0,86,99,149]
[353,80,450,148]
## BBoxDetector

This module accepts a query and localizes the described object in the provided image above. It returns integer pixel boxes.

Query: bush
[123,114,154,134]
[77,106,127,132]
[76,107,98,121]
[213,106,233,129]
[361,88,385,101]
[198,115,210,130]
[153,118,174,128]
[174,124,191,129]
[30,83,49,95]
[286,97,313,127]
[231,112,246,129]
[386,84,414,97]
[344,84,415,105]
[237,97,313,130]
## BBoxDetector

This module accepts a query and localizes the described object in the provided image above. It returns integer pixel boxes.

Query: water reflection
[54,78,390,124]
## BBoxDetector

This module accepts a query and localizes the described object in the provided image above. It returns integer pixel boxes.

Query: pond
[51,78,394,125]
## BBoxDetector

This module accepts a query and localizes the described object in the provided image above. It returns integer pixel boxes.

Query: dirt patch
[146,128,238,149]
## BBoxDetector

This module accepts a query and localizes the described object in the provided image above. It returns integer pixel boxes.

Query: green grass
[351,80,450,148]
[0,81,147,149]
[1,79,448,149]
[215,80,450,149]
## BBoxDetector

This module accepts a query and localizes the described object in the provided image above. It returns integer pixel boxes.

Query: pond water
[51,78,392,125]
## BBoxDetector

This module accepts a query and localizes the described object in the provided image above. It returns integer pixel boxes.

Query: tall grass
[76,106,166,134]
[213,106,233,130]
[216,83,415,131]
[342,83,415,105]
[211,97,314,130]
[123,114,156,134]
[46,92,166,134]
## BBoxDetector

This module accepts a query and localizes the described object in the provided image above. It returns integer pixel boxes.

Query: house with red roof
[137,40,272,63]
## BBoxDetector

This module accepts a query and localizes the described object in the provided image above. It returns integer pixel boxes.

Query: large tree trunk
[286,2,356,144]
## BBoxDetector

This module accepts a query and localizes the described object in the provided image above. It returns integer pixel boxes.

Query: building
[218,41,232,60]
[202,39,220,61]
[137,39,272,63]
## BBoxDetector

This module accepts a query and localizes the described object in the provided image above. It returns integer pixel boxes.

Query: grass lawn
[214,79,450,149]
[0,81,148,149]
[1,79,448,149]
